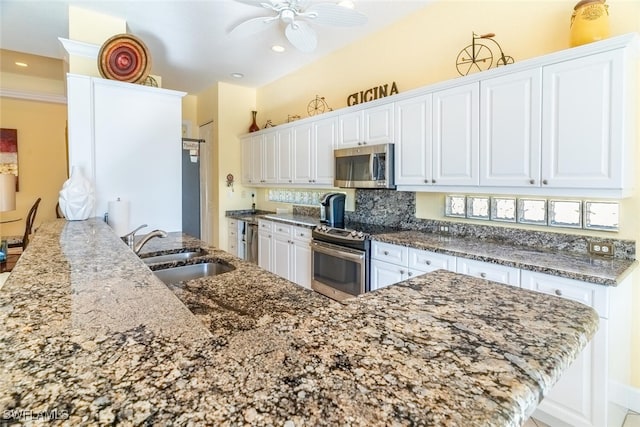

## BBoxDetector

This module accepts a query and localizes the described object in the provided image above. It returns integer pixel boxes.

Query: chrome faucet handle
[122,224,147,247]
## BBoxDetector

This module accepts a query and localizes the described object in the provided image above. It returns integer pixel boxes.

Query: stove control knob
[357,231,364,238]
[350,230,357,237]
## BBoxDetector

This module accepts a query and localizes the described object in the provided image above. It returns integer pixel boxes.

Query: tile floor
[524,410,640,427]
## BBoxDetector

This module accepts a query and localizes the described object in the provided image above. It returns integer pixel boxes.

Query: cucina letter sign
[346,82,399,107]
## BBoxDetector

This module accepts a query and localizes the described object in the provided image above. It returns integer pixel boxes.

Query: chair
[18,198,41,251]
[4,198,42,253]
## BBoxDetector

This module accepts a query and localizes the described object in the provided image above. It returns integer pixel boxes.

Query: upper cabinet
[480,68,542,187]
[338,103,394,148]
[242,34,638,197]
[541,49,630,191]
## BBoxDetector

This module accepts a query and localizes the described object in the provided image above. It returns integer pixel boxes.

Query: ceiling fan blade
[229,16,278,38]
[234,0,276,8]
[285,21,317,53]
[304,3,367,26]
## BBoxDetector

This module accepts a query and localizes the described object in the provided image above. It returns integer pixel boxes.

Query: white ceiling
[0,0,431,94]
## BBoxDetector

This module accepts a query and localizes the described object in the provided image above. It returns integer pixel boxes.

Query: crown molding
[58,37,100,60]
[0,88,67,104]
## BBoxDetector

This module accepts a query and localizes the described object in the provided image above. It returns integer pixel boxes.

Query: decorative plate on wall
[98,34,151,84]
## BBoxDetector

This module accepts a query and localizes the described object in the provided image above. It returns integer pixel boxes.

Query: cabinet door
[338,110,363,148]
[258,232,272,272]
[480,68,542,187]
[364,103,394,145]
[240,136,253,185]
[370,259,406,291]
[432,82,479,186]
[371,241,408,265]
[523,271,607,427]
[313,117,337,185]
[395,94,433,185]
[250,134,264,184]
[273,234,292,279]
[541,50,624,189]
[456,258,520,287]
[292,239,312,289]
[263,131,278,184]
[292,123,314,184]
[277,128,294,184]
[227,219,238,256]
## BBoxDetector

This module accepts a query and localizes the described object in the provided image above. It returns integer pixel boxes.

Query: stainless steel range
[311,224,371,302]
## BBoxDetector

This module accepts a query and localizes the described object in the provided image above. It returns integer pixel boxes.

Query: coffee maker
[320,193,346,228]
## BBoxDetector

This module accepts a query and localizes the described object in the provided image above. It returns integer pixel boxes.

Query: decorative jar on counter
[58,166,95,221]
[570,0,610,47]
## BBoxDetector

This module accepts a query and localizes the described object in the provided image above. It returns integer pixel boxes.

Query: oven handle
[311,240,365,263]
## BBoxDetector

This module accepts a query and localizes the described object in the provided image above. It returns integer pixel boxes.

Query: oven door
[311,240,366,302]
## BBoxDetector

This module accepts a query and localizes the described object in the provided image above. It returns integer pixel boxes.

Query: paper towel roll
[107,199,130,237]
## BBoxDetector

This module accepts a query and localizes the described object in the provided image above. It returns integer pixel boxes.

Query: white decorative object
[59,166,95,220]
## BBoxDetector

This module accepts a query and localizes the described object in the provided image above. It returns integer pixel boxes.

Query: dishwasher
[244,223,258,264]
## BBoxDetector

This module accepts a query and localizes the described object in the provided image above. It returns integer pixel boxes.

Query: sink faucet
[122,224,168,254]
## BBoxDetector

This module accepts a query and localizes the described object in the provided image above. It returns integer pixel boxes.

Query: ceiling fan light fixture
[271,45,286,53]
[231,72,244,78]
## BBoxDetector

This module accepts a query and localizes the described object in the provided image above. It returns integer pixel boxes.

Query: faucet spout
[133,229,168,254]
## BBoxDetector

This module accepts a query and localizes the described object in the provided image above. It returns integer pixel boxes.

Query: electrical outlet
[439,225,449,233]
[588,241,614,257]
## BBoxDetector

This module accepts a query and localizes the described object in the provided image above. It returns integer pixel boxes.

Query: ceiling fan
[229,0,368,53]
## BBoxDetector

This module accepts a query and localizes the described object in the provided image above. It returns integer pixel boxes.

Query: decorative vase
[249,111,260,132]
[570,0,610,47]
[58,166,96,221]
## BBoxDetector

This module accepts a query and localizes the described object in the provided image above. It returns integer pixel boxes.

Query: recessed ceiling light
[271,45,285,53]
[338,1,355,9]
[231,73,244,79]
[15,62,28,67]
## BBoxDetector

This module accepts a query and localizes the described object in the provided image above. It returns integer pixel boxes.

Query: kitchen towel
[107,198,130,237]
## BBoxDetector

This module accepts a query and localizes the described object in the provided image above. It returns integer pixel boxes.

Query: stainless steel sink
[153,261,235,284]
[141,248,208,265]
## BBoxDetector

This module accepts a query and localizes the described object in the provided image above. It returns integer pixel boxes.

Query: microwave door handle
[370,154,377,181]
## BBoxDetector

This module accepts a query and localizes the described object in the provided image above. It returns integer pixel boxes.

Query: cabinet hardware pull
[542,179,548,185]
[529,179,535,185]
[432,179,436,184]
[400,270,405,274]
[408,272,413,276]
[426,260,431,265]
[383,251,389,255]
[480,272,487,278]
[554,289,562,296]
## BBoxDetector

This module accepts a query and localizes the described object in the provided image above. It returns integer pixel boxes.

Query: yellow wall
[0,98,68,237]
[253,0,640,387]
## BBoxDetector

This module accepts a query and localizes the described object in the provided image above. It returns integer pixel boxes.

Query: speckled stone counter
[1,219,599,426]
[371,230,636,286]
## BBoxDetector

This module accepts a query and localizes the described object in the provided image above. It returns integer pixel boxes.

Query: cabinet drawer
[228,229,238,238]
[292,226,312,242]
[409,248,456,273]
[258,220,273,232]
[273,223,292,237]
[456,258,520,287]
[371,241,408,265]
[521,270,608,318]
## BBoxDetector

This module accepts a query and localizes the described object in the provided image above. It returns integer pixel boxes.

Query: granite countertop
[0,219,599,426]
[371,230,636,286]
[226,210,320,228]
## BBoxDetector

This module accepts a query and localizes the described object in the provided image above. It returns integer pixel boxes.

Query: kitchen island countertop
[0,219,598,426]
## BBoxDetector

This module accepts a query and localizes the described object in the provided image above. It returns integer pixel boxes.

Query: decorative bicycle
[455,32,514,76]
[307,95,333,116]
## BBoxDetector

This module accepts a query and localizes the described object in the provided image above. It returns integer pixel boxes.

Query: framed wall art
[0,128,18,191]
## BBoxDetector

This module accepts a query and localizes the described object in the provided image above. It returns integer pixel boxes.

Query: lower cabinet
[370,241,456,291]
[455,257,520,287]
[258,220,312,289]
[227,219,245,259]
[522,270,630,427]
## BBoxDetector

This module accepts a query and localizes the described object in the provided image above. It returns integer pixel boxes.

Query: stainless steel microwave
[334,143,395,189]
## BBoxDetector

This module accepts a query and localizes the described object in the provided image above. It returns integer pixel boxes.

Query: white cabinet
[480,68,542,187]
[456,258,520,287]
[240,135,253,185]
[370,241,456,291]
[67,74,185,232]
[277,128,294,184]
[258,220,312,288]
[394,94,433,186]
[227,219,245,257]
[292,118,336,186]
[338,103,394,148]
[522,271,616,427]
[541,49,629,190]
[258,220,273,271]
[432,82,479,186]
